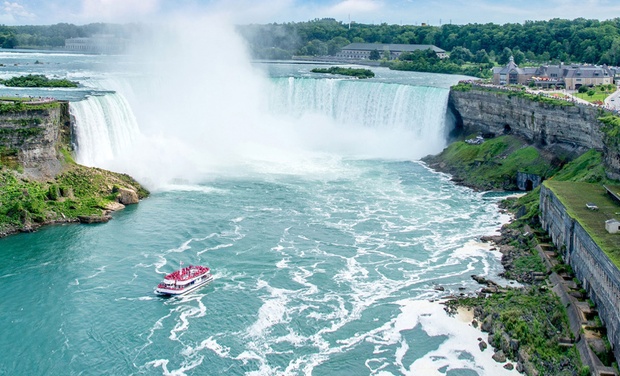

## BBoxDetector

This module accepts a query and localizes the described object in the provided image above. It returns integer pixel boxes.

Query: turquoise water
[0,49,516,375]
[0,161,512,375]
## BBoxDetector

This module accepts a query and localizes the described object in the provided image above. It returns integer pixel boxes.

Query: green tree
[475,49,491,64]
[369,49,380,60]
[450,46,474,64]
[327,36,350,55]
[498,47,513,64]
[512,48,526,64]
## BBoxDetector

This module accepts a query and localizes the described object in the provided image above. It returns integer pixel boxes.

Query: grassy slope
[0,163,148,234]
[423,135,558,190]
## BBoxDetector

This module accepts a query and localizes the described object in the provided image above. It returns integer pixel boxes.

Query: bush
[310,67,375,79]
[0,74,78,88]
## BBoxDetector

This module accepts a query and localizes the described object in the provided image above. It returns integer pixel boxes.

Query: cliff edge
[447,83,620,180]
[0,98,149,237]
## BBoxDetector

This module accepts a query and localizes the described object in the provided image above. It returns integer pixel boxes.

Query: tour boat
[155,264,213,296]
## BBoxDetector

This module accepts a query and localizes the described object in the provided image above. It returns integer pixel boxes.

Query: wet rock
[104,201,125,211]
[516,362,524,373]
[481,317,493,332]
[479,340,487,352]
[118,187,139,205]
[472,319,478,328]
[503,363,514,370]
[510,339,520,352]
[77,214,111,224]
[492,350,507,363]
[434,285,445,292]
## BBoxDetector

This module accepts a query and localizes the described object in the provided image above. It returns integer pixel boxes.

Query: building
[65,34,127,54]
[492,57,615,90]
[605,219,620,234]
[492,56,537,85]
[563,66,614,90]
[336,43,447,60]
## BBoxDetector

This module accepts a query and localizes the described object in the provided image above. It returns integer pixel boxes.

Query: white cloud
[326,0,383,14]
[0,1,35,23]
[79,0,161,22]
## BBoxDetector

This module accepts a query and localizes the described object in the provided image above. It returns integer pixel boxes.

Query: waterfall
[268,77,450,137]
[70,93,140,168]
[69,75,453,186]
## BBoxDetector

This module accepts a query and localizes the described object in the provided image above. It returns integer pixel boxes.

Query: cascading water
[70,74,452,186]
[267,77,450,156]
[70,93,140,168]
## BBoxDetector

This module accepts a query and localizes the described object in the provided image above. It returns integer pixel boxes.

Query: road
[604,85,620,111]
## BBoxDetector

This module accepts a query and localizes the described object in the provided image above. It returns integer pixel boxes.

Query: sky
[1,0,620,26]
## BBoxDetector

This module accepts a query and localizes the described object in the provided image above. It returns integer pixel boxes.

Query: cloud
[326,0,383,14]
[0,1,35,23]
[79,0,161,22]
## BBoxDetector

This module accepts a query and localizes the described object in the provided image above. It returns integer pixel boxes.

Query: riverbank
[423,120,620,374]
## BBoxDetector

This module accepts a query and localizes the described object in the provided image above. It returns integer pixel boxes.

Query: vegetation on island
[310,66,374,78]
[0,74,78,88]
[0,163,148,235]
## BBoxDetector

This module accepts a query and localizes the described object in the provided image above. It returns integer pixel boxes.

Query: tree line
[238,17,620,66]
[0,23,141,49]
[1,18,618,67]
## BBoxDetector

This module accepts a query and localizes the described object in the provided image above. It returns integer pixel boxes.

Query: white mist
[73,14,450,189]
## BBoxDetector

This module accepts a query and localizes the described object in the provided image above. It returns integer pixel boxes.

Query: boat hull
[155,274,214,296]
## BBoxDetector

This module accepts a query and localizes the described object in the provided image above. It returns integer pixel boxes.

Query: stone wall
[540,184,620,361]
[0,101,70,178]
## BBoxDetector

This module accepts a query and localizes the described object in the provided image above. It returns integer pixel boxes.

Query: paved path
[604,85,620,111]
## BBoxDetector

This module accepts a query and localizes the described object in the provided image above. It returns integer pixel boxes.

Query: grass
[424,135,558,190]
[0,165,148,234]
[452,287,579,375]
[544,180,620,268]
[574,86,616,104]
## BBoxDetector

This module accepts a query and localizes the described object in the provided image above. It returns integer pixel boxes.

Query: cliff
[0,100,70,179]
[448,87,614,169]
[0,99,148,237]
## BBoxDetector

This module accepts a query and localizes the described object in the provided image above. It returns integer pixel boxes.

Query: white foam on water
[155,184,229,194]
[395,299,519,375]
[247,280,293,338]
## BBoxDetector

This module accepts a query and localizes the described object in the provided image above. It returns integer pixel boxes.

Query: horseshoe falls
[0,54,518,376]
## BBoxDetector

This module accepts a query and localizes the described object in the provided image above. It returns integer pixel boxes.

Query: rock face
[448,88,620,180]
[516,172,542,191]
[449,89,605,150]
[0,101,70,179]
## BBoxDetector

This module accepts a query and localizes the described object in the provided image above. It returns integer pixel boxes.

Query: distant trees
[0,74,78,88]
[2,17,619,67]
[237,17,620,65]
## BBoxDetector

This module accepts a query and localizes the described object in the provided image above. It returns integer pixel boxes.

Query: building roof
[565,67,611,79]
[340,43,445,53]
